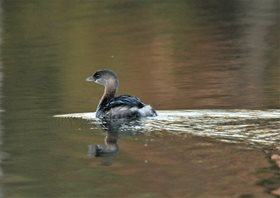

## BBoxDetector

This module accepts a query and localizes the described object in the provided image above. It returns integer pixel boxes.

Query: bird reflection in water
[88,117,143,163]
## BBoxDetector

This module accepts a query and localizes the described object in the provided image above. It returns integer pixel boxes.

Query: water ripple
[54,109,280,149]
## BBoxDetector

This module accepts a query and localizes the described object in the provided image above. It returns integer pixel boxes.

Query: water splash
[54,109,280,149]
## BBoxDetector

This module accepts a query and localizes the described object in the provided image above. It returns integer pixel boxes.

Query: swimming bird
[86,69,157,119]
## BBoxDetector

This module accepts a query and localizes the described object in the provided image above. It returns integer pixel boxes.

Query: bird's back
[96,95,156,119]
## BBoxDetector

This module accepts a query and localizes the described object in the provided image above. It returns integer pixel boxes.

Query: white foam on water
[54,109,280,148]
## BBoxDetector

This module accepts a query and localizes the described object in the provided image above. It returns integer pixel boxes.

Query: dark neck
[97,80,118,110]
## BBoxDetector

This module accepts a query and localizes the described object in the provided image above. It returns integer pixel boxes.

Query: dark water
[1,0,280,197]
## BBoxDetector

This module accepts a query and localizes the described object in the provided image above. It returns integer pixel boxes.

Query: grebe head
[86,69,119,87]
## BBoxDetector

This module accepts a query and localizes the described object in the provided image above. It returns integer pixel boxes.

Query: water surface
[1,0,280,197]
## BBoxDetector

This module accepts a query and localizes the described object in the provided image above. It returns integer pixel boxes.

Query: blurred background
[1,0,279,113]
[0,0,279,197]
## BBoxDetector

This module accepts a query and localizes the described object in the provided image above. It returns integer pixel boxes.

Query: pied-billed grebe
[86,69,157,119]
